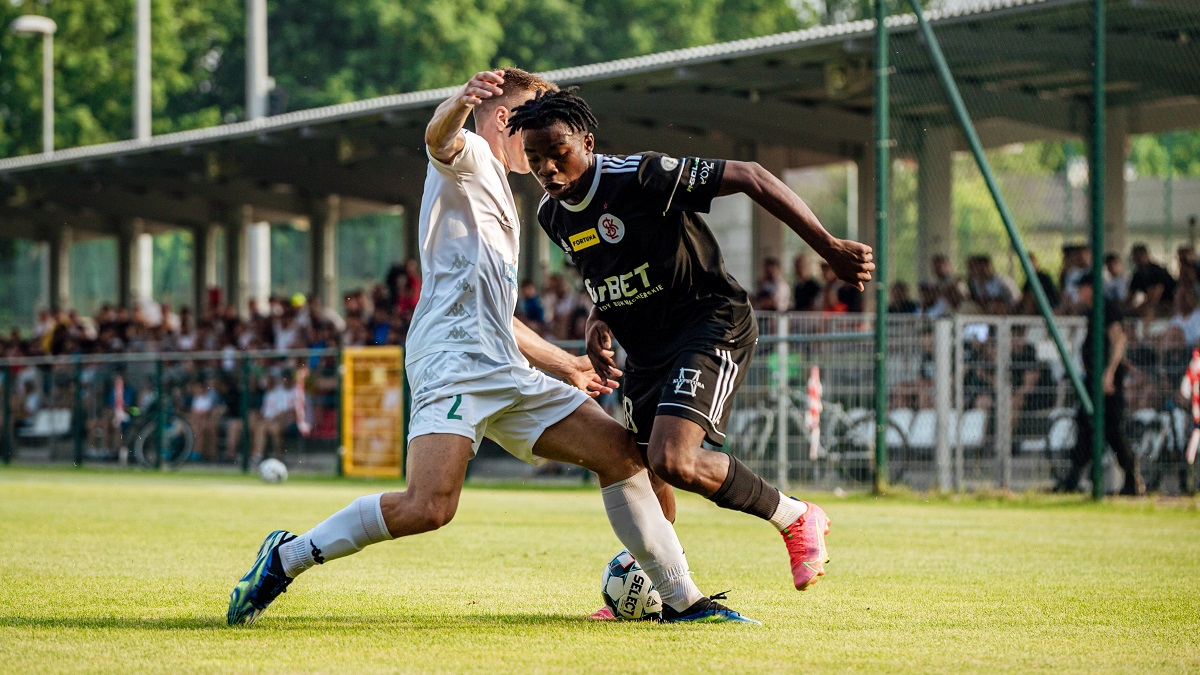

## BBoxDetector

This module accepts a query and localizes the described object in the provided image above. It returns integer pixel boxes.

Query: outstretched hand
[585,317,621,384]
[566,355,621,398]
[823,239,875,291]
[460,70,505,108]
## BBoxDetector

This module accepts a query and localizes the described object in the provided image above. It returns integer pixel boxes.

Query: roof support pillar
[400,200,419,264]
[193,224,218,314]
[247,221,271,313]
[751,143,790,294]
[224,206,251,315]
[309,195,340,311]
[516,184,546,288]
[48,226,72,311]
[117,219,149,309]
[1104,107,1129,256]
[917,127,956,279]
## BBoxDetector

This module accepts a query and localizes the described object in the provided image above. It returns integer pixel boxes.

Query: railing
[0,348,341,472]
[4,316,1194,494]
[725,312,1193,495]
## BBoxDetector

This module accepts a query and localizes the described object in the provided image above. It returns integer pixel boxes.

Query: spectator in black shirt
[791,253,822,311]
[1017,252,1060,315]
[1055,275,1144,495]
[888,281,919,314]
[1127,243,1176,318]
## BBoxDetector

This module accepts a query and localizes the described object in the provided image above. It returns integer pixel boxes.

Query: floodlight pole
[872,0,890,495]
[135,0,152,140]
[10,15,58,154]
[246,0,269,120]
[41,29,53,153]
[1089,0,1107,501]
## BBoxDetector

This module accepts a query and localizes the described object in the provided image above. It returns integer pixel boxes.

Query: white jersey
[405,130,525,365]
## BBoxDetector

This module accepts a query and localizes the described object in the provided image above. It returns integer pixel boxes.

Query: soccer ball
[601,549,663,620]
[259,458,288,484]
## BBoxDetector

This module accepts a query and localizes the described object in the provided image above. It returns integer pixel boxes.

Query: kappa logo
[454,279,475,293]
[598,213,625,244]
[311,541,326,565]
[659,156,680,172]
[686,159,717,193]
[622,396,638,433]
[672,368,705,397]
[450,254,473,270]
[559,238,572,253]
[570,228,600,251]
[447,327,471,340]
[445,303,468,317]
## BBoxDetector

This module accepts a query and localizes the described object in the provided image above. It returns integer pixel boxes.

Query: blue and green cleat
[661,593,761,625]
[227,530,295,626]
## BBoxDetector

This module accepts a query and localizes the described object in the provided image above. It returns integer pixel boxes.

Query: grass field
[1,467,1199,673]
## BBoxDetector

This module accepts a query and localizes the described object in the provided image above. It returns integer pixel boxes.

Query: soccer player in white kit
[227,69,756,625]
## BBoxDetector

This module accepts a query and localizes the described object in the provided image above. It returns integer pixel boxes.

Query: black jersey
[537,152,756,368]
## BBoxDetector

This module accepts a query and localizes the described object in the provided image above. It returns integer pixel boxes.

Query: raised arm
[513,317,618,397]
[719,160,875,291]
[425,70,505,164]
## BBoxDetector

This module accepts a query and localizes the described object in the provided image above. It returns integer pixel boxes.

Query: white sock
[767,492,808,530]
[278,493,393,578]
[601,470,705,612]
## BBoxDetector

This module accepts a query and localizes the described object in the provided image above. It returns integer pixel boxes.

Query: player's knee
[647,445,698,487]
[412,493,458,532]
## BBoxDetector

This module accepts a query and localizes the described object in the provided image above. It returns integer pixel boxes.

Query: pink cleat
[781,501,830,591]
[588,606,617,620]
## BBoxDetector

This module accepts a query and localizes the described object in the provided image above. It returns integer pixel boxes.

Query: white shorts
[406,351,589,464]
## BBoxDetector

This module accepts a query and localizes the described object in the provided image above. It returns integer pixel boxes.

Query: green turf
[1,467,1198,673]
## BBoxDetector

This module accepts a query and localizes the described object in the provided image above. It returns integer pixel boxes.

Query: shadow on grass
[0,613,623,632]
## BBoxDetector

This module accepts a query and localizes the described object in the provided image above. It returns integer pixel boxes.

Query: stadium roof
[0,0,1197,237]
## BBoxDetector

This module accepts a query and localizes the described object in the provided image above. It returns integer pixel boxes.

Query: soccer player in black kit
[510,89,874,594]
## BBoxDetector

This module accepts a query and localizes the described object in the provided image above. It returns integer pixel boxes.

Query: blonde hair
[477,67,556,111]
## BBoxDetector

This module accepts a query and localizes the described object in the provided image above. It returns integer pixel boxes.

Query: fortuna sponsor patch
[570,228,601,251]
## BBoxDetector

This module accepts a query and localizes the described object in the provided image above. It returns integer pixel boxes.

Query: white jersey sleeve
[426,129,485,176]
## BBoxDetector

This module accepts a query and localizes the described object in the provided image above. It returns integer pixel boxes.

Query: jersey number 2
[447,394,464,420]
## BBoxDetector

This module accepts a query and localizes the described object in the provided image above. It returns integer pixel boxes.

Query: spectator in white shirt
[252,375,295,462]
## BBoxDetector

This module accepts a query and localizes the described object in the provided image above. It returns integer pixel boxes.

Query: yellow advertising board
[341,346,405,478]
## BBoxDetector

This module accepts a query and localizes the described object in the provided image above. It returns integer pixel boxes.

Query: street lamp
[10,15,58,155]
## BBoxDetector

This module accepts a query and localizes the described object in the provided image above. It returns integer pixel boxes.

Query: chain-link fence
[724,311,1194,495]
[4,317,1196,494]
[0,348,341,472]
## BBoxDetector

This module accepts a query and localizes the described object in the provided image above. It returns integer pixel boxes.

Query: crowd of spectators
[1,259,423,360]
[752,243,1200,335]
[6,244,1198,472]
[0,259,601,465]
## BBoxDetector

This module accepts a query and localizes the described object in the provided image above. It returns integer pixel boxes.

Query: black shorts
[621,341,755,447]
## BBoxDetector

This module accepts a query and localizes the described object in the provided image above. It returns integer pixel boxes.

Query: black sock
[708,456,780,521]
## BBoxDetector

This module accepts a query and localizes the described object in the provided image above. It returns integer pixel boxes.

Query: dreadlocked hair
[507,87,599,136]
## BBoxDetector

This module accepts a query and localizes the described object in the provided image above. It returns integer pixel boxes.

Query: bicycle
[1030,403,1195,495]
[1127,401,1194,494]
[728,389,905,485]
[130,393,196,470]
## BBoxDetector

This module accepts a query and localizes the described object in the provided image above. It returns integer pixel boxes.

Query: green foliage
[1131,132,1200,178]
[0,0,243,156]
[0,0,807,157]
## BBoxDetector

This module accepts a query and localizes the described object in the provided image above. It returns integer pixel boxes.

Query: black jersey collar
[561,154,604,213]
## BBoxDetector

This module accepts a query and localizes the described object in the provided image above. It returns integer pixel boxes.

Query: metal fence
[725,312,1195,495]
[4,318,1195,494]
[0,348,342,472]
